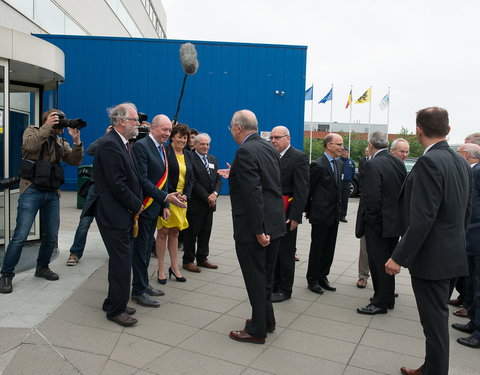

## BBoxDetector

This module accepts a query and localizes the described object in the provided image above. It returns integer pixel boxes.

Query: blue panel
[36,35,307,193]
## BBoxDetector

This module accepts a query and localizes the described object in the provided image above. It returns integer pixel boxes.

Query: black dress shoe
[451,322,475,334]
[339,217,348,223]
[457,335,480,348]
[319,278,336,291]
[357,303,387,315]
[369,297,394,309]
[147,285,165,296]
[107,312,138,327]
[132,293,160,308]
[271,292,291,303]
[308,283,324,295]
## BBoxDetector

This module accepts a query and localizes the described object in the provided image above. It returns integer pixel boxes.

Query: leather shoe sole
[107,312,138,327]
[183,263,201,273]
[229,330,265,344]
[308,284,324,295]
[451,323,475,334]
[457,335,480,348]
[271,292,291,303]
[197,261,218,269]
[400,366,423,375]
[245,319,275,333]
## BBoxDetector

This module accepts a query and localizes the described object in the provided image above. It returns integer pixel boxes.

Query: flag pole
[386,86,391,135]
[348,85,352,152]
[329,83,333,126]
[309,83,314,163]
[368,86,372,135]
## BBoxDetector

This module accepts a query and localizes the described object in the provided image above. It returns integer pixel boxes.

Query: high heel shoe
[157,271,167,285]
[169,267,186,282]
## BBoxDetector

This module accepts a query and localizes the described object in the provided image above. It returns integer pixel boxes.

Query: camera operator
[0,109,84,294]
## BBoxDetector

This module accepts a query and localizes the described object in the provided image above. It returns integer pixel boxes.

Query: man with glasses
[83,102,143,327]
[269,126,309,302]
[305,133,344,294]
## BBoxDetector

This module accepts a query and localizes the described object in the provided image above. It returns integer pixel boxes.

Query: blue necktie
[158,145,165,165]
[202,155,210,174]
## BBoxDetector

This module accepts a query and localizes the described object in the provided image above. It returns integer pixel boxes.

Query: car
[349,157,417,197]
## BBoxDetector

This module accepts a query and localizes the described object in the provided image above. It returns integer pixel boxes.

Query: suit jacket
[392,140,472,279]
[229,133,286,243]
[355,149,407,238]
[189,151,223,214]
[358,156,368,177]
[466,163,480,255]
[132,136,169,220]
[165,143,194,198]
[84,130,142,229]
[305,154,343,226]
[279,146,309,223]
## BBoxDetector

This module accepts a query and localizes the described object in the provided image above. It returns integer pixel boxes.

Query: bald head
[270,125,291,152]
[230,109,258,145]
[150,114,172,144]
[457,143,480,164]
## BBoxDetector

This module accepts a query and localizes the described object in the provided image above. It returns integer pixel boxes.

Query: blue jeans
[1,185,60,276]
[69,184,95,258]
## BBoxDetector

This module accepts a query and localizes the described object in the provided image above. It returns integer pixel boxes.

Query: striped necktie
[202,155,210,174]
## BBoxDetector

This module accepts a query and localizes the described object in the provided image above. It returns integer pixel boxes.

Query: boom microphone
[173,43,200,124]
[180,43,199,75]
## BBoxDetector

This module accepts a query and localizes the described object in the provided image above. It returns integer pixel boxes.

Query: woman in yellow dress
[156,124,193,283]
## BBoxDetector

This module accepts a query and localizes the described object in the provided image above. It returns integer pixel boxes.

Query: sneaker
[0,275,13,294]
[66,254,79,266]
[35,266,59,281]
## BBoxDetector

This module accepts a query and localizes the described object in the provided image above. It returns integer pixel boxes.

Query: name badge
[341,173,344,180]
[208,163,214,169]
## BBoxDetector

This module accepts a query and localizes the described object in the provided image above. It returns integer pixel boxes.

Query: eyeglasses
[124,117,140,123]
[329,142,343,146]
[269,135,288,140]
[228,124,238,132]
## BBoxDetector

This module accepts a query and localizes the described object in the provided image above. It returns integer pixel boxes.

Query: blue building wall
[37,35,307,193]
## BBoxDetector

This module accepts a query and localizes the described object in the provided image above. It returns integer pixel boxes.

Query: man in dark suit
[305,133,344,294]
[452,143,480,348]
[83,102,143,327]
[228,109,286,344]
[386,107,472,375]
[356,147,370,289]
[131,114,186,307]
[356,131,406,315]
[182,133,222,272]
[269,125,309,302]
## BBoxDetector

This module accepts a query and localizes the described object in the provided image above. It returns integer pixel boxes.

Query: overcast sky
[162,0,479,143]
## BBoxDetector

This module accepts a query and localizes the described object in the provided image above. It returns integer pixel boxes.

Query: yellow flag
[355,88,371,104]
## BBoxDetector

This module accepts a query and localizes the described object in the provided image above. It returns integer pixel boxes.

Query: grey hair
[463,143,480,159]
[391,138,409,150]
[108,102,137,126]
[465,133,480,146]
[233,110,258,131]
[368,131,389,149]
[194,133,211,144]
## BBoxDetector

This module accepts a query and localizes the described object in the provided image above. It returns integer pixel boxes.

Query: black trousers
[365,227,398,309]
[183,209,213,264]
[306,223,339,283]
[97,223,134,318]
[273,222,297,295]
[465,254,480,338]
[340,182,350,218]
[236,237,280,339]
[411,277,450,375]
[131,214,157,296]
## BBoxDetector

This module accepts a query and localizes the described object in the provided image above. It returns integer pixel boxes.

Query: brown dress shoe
[356,278,367,288]
[453,307,468,318]
[400,366,423,375]
[229,330,265,344]
[245,318,275,333]
[183,263,201,273]
[448,298,462,307]
[107,312,138,327]
[197,260,218,269]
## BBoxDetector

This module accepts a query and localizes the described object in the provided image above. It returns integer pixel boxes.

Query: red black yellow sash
[142,147,168,210]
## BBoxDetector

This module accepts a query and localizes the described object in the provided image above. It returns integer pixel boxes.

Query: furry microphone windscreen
[180,43,199,75]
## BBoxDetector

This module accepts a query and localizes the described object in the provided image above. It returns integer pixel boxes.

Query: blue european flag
[318,88,333,104]
[305,86,313,101]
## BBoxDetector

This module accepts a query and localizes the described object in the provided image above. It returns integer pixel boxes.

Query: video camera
[132,112,150,141]
[53,113,87,130]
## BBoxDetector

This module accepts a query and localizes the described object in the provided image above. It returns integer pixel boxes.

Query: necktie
[202,155,210,174]
[126,142,133,159]
[331,159,336,173]
[158,145,165,165]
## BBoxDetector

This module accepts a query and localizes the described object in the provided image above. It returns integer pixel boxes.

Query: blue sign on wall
[36,35,307,193]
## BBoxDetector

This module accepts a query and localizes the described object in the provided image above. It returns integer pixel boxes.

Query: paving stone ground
[0,192,477,374]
